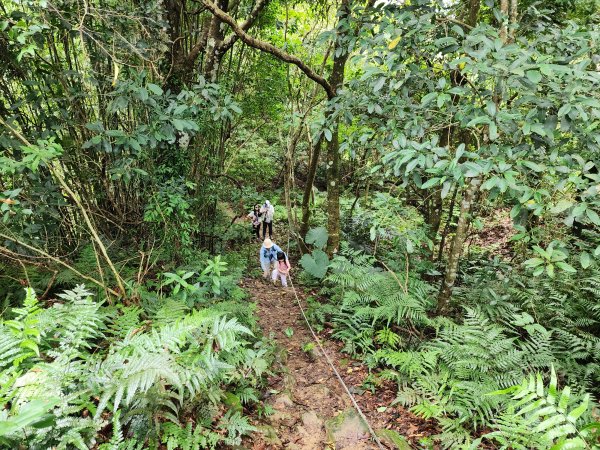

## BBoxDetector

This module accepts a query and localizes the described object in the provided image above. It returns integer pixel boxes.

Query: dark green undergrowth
[299,219,600,448]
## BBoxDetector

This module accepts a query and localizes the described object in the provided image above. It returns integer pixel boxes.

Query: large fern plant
[326,245,435,356]
[484,367,599,449]
[0,284,268,449]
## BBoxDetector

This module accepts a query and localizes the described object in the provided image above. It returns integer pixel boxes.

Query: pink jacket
[277,259,290,275]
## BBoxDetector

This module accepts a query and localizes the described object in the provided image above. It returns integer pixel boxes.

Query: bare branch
[220,0,270,53]
[0,236,120,297]
[202,0,334,98]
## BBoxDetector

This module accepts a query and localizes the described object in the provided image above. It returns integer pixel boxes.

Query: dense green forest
[1,0,600,448]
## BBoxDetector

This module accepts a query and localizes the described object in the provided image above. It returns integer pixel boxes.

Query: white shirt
[261,203,275,222]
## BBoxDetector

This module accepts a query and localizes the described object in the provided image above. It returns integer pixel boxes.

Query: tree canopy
[1,0,600,448]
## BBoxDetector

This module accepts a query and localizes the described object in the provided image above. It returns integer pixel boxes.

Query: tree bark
[326,122,342,255]
[500,0,509,41]
[428,188,444,244]
[509,0,518,41]
[299,136,323,248]
[437,184,459,262]
[436,178,480,314]
[282,122,304,237]
[466,0,480,27]
[325,0,351,256]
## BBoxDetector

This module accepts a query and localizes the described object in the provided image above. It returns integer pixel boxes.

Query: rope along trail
[285,234,386,450]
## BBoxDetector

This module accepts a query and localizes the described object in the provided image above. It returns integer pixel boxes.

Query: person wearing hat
[259,238,285,279]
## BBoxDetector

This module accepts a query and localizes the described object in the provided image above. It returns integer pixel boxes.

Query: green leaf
[551,200,573,214]
[299,250,330,279]
[558,385,571,411]
[522,161,544,172]
[305,227,329,250]
[467,115,491,127]
[0,398,60,436]
[567,394,588,423]
[129,138,141,152]
[524,257,544,267]
[324,129,333,142]
[147,83,163,95]
[549,436,586,449]
[373,76,386,93]
[535,414,565,432]
[572,203,587,217]
[172,119,188,131]
[540,64,553,76]
[421,92,437,106]
[420,178,440,189]
[547,366,558,405]
[586,209,600,225]
[555,262,577,273]
[580,252,591,269]
[138,87,148,101]
[526,70,542,84]
[20,339,39,356]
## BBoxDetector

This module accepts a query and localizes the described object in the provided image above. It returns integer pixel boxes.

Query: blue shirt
[259,244,283,264]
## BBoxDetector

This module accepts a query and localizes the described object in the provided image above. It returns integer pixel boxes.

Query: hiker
[272,250,291,287]
[260,200,275,239]
[259,238,284,279]
[247,204,263,240]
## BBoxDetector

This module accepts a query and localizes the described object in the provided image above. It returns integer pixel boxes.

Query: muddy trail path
[240,270,435,449]
[241,275,379,450]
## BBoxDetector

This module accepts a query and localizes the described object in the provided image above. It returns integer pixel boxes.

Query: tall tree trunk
[509,0,518,41]
[467,0,480,27]
[203,0,229,82]
[299,136,323,250]
[428,188,444,245]
[326,122,342,254]
[282,123,303,238]
[325,0,351,256]
[437,178,480,313]
[500,0,509,41]
[429,69,465,255]
[437,184,459,262]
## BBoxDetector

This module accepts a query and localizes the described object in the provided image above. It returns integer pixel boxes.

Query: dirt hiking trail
[240,271,432,450]
[241,275,378,450]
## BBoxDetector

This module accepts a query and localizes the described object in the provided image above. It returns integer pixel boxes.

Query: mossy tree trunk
[437,178,480,313]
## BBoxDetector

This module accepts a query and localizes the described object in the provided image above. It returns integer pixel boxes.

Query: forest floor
[241,272,438,449]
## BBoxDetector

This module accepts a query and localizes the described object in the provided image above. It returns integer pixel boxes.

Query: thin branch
[436,16,474,30]
[202,0,334,98]
[0,118,126,296]
[220,0,271,53]
[0,236,120,297]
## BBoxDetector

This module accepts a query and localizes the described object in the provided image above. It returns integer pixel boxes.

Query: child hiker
[259,238,284,279]
[272,250,291,287]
